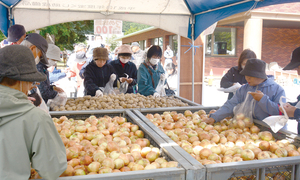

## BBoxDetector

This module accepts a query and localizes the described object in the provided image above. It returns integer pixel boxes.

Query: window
[139,40,146,50]
[205,27,236,56]
[152,37,163,49]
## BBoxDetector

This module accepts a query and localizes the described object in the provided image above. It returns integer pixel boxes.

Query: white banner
[94,19,122,35]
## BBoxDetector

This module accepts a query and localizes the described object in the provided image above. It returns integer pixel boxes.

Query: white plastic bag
[218,83,242,93]
[47,91,68,110]
[263,96,297,133]
[119,73,129,94]
[103,74,116,95]
[233,92,255,123]
[155,79,166,97]
[36,87,49,114]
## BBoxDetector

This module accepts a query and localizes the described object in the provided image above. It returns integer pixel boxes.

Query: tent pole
[191,15,195,102]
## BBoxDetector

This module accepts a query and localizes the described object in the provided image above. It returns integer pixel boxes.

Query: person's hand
[279,103,297,117]
[248,91,264,101]
[110,74,116,81]
[120,77,127,83]
[95,90,103,97]
[153,92,160,98]
[203,117,215,125]
[27,97,36,104]
[53,86,64,93]
[160,74,165,80]
[126,78,133,84]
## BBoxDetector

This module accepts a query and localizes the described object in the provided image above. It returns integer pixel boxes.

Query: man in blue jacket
[205,58,285,124]
[280,46,300,134]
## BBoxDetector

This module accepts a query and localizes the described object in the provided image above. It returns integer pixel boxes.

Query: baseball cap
[24,33,49,65]
[7,24,26,43]
[283,47,300,70]
[0,45,46,82]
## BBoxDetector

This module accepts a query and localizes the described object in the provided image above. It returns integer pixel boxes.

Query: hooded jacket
[137,62,165,96]
[84,60,117,96]
[109,59,137,93]
[0,85,67,180]
[210,78,285,122]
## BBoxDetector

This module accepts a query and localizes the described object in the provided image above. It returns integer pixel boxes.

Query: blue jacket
[84,60,117,96]
[109,59,137,93]
[49,68,66,84]
[210,78,285,122]
[137,62,165,96]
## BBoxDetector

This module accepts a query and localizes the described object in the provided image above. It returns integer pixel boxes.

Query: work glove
[153,92,160,98]
[95,90,103,97]
[110,74,116,81]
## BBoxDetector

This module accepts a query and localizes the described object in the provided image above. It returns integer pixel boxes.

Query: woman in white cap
[0,45,67,180]
[205,58,285,125]
[109,44,137,93]
[47,44,67,84]
[280,46,300,134]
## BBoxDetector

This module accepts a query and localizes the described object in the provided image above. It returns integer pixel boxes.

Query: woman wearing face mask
[84,47,117,96]
[220,49,257,100]
[109,45,137,93]
[137,45,165,97]
[21,34,65,104]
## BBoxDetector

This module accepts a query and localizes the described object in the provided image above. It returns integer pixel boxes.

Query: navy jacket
[84,60,117,96]
[109,59,137,93]
[220,66,247,99]
[35,62,58,103]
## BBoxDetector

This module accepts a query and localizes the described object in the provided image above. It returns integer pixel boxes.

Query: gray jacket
[0,85,67,180]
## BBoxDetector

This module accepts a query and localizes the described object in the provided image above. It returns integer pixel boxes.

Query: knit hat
[283,47,300,70]
[46,44,62,61]
[25,33,48,65]
[0,45,46,82]
[118,45,132,54]
[7,24,26,43]
[131,42,140,47]
[240,58,267,79]
[93,47,109,60]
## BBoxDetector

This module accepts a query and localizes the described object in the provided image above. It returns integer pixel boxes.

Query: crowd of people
[2,23,300,179]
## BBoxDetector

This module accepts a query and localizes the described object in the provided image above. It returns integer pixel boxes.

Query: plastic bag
[47,91,68,110]
[233,92,255,124]
[155,79,166,97]
[218,83,242,93]
[263,96,298,133]
[119,73,129,94]
[103,74,116,95]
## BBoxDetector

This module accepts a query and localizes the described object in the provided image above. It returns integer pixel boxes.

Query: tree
[123,22,150,35]
[38,20,94,50]
[106,34,119,52]
[0,30,6,41]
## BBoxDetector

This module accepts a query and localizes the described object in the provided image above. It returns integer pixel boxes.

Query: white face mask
[150,58,160,65]
[35,56,40,64]
[120,57,130,64]
[241,65,245,69]
[48,59,57,67]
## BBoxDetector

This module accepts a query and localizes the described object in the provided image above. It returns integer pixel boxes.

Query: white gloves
[160,74,165,80]
[110,74,116,81]
[153,92,160,98]
[95,90,103,97]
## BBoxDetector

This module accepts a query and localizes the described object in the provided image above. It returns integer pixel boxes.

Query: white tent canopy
[14,0,191,37]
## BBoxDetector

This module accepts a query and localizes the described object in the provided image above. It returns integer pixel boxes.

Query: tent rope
[160,0,171,14]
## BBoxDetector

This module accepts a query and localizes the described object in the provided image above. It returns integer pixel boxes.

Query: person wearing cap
[7,24,26,45]
[204,58,285,125]
[109,44,137,93]
[279,47,300,134]
[131,42,145,69]
[68,45,88,92]
[21,33,65,103]
[67,43,87,69]
[163,45,174,70]
[137,45,165,97]
[47,44,67,84]
[84,47,117,96]
[0,45,67,180]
